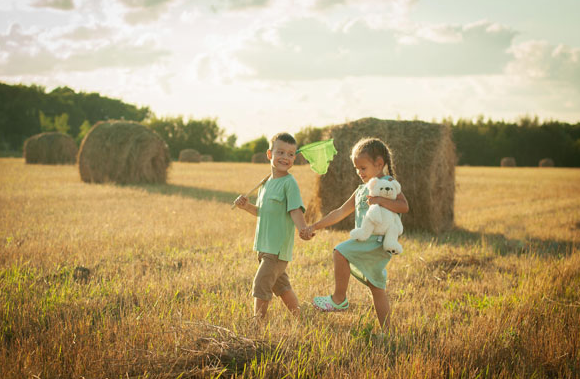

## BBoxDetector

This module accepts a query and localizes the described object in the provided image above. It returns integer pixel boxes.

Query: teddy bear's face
[367,177,400,200]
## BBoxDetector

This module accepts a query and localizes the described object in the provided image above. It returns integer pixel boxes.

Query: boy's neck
[271,169,290,179]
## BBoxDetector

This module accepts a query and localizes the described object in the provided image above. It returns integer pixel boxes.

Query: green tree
[54,113,70,134]
[76,120,92,144]
[39,110,54,132]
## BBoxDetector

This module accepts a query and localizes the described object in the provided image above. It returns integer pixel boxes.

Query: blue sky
[1,0,579,143]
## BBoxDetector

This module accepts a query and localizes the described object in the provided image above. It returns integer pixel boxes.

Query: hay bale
[251,152,269,163]
[179,149,201,163]
[23,132,78,165]
[539,158,554,167]
[305,117,456,233]
[294,153,307,165]
[78,120,170,184]
[200,154,213,162]
[500,157,516,167]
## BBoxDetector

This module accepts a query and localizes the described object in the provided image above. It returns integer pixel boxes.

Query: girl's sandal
[313,295,349,312]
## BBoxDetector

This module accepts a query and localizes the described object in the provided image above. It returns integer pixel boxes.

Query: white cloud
[32,0,75,10]
[0,23,169,75]
[312,0,346,10]
[221,0,271,11]
[58,25,115,40]
[114,0,179,24]
[506,40,580,89]
[118,0,174,8]
[227,17,516,80]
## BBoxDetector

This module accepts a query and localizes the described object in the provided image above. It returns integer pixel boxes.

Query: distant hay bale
[201,154,213,162]
[539,158,554,167]
[179,149,201,163]
[501,157,516,167]
[294,153,307,165]
[23,132,78,165]
[252,152,269,163]
[78,120,170,184]
[305,118,456,233]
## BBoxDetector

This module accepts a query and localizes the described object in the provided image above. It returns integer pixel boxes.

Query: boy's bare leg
[254,298,270,318]
[369,283,390,332]
[279,289,300,316]
[332,249,350,305]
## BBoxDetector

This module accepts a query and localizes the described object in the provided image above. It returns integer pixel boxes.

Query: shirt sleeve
[286,177,306,213]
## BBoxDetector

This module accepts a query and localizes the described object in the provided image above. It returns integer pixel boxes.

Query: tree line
[441,116,580,167]
[1,82,579,166]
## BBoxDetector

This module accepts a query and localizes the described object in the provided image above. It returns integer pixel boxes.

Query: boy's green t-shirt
[253,174,305,262]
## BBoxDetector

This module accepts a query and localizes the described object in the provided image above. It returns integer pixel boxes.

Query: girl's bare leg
[280,289,300,316]
[369,283,390,332]
[332,249,350,304]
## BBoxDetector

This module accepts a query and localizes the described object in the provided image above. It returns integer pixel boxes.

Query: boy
[234,132,309,318]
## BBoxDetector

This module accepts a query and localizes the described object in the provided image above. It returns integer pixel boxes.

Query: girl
[302,137,409,332]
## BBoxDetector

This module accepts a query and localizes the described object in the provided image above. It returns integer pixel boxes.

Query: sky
[1,0,579,144]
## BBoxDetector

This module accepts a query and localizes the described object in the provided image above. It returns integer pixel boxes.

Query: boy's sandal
[313,295,349,312]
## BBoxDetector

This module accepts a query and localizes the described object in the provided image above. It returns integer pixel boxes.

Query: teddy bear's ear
[392,180,401,194]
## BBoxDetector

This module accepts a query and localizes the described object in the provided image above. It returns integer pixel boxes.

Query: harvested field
[1,158,579,378]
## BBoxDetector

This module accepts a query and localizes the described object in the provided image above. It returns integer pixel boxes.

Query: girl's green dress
[335,176,393,289]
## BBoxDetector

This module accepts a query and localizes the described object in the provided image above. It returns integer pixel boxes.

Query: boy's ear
[266,149,272,160]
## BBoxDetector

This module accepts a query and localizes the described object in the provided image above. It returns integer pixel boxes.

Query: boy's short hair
[269,132,297,149]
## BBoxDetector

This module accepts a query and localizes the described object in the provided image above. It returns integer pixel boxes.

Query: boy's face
[267,139,297,174]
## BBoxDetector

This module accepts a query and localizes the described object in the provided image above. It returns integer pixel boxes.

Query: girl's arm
[234,195,258,216]
[367,191,409,214]
[311,191,357,231]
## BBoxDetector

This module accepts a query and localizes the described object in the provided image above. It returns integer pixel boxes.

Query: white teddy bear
[349,177,404,254]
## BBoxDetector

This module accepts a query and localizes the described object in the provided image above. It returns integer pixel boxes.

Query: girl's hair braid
[351,137,396,178]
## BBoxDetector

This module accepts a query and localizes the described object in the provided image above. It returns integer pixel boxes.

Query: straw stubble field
[1,158,579,378]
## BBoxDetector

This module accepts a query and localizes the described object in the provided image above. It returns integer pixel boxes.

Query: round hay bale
[78,120,170,184]
[500,157,516,167]
[539,158,554,167]
[23,132,78,165]
[200,154,213,162]
[294,153,307,165]
[305,117,456,234]
[179,149,201,163]
[251,152,269,163]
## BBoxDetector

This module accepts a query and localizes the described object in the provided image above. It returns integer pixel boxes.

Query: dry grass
[1,158,579,378]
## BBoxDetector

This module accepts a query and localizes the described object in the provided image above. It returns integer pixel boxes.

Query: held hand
[299,225,316,240]
[234,195,249,210]
[366,195,381,206]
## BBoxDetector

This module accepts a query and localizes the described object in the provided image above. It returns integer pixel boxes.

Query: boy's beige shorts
[252,252,292,301]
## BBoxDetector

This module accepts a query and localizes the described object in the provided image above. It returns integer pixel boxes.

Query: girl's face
[353,153,384,183]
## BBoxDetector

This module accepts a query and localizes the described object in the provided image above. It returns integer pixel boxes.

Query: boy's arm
[290,208,307,230]
[311,191,357,231]
[291,208,315,240]
[234,195,258,216]
[367,192,409,214]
